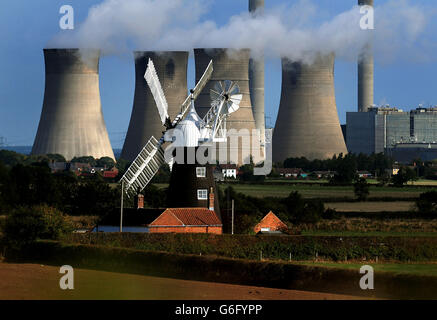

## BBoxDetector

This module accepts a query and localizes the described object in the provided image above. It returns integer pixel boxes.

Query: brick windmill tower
[119,59,243,225]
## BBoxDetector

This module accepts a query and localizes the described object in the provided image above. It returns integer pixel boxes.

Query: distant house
[49,162,67,173]
[69,162,91,175]
[103,168,119,179]
[357,171,373,178]
[254,211,288,234]
[221,164,238,179]
[148,208,223,234]
[212,166,224,182]
[313,171,336,179]
[277,168,304,178]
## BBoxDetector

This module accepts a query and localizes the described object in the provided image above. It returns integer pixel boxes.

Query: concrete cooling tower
[31,48,115,161]
[121,51,188,161]
[272,53,348,163]
[194,48,261,165]
[358,0,374,112]
[249,0,266,154]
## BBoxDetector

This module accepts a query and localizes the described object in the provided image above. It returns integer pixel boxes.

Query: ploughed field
[0,262,361,300]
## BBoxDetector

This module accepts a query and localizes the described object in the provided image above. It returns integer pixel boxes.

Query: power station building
[346,107,437,162]
[32,48,115,161]
[121,51,189,161]
[194,48,262,165]
[272,53,347,163]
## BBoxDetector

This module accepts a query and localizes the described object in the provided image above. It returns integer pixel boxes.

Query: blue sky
[0,0,436,148]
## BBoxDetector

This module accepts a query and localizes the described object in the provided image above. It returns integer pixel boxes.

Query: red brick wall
[253,212,288,233]
[149,226,222,234]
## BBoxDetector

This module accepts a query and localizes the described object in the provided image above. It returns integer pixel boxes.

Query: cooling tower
[272,53,348,163]
[194,48,261,165]
[121,51,188,161]
[249,0,266,155]
[31,49,115,161]
[358,0,374,112]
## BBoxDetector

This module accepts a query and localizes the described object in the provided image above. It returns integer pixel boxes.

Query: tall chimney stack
[358,0,374,112]
[249,0,266,156]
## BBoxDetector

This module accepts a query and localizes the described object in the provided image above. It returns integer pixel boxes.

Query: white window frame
[197,189,208,200]
[196,167,206,178]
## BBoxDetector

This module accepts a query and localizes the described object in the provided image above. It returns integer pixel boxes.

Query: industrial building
[194,48,261,165]
[121,51,189,161]
[272,53,347,163]
[32,48,115,161]
[346,107,437,162]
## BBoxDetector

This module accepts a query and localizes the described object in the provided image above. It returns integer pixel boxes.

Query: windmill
[118,58,242,231]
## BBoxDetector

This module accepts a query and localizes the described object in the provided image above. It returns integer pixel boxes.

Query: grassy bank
[296,261,437,277]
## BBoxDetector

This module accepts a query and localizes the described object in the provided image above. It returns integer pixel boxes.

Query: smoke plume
[47,0,435,64]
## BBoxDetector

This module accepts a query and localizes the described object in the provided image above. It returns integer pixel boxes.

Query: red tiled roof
[151,208,222,226]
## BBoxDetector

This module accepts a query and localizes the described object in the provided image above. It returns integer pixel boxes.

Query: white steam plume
[47,0,436,64]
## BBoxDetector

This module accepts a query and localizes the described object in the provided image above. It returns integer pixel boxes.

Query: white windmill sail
[144,58,169,126]
[120,59,214,196]
[171,60,213,127]
[202,80,242,142]
[120,136,165,198]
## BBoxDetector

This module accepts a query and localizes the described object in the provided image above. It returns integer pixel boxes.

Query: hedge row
[64,233,437,262]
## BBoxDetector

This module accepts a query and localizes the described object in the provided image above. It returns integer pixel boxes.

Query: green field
[296,261,437,277]
[218,184,432,199]
[325,201,415,212]
[154,182,435,199]
[301,231,437,237]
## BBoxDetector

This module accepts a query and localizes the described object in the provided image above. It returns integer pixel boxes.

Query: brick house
[148,208,223,234]
[253,211,288,234]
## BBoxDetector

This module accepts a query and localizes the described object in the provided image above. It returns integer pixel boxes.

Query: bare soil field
[0,262,362,300]
[325,202,415,212]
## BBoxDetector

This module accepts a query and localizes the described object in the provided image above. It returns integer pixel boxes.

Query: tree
[353,177,370,201]
[416,191,437,215]
[376,171,391,186]
[96,157,115,168]
[391,166,417,187]
[283,191,324,224]
[330,154,357,185]
[3,205,72,250]
[3,207,46,249]
[71,156,96,166]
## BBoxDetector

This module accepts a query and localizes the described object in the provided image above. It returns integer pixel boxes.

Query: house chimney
[136,194,144,209]
[209,187,214,211]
